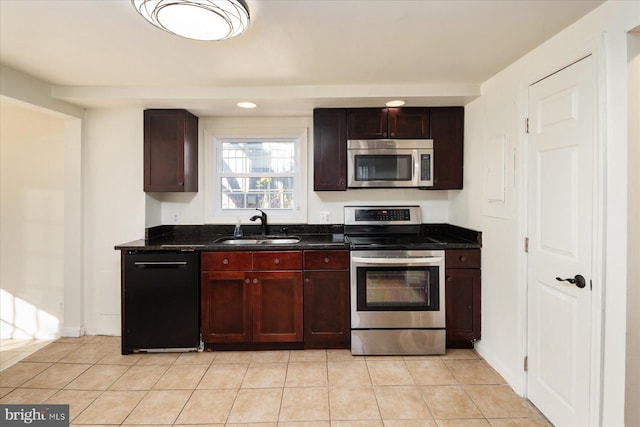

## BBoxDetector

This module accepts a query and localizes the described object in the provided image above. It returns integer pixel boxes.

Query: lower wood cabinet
[303,250,350,349]
[201,247,481,350]
[201,270,251,343]
[445,249,481,348]
[253,271,303,342]
[201,251,303,345]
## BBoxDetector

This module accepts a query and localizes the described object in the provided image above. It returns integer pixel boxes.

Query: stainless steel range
[344,206,445,355]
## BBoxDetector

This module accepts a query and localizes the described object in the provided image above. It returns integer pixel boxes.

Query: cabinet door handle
[222,258,229,265]
[324,257,330,264]
[305,278,310,283]
[134,261,187,265]
[253,278,259,284]
[134,261,187,269]
[245,278,251,284]
[459,256,466,262]
[274,258,280,265]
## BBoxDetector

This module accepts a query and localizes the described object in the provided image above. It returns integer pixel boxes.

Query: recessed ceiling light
[237,102,257,109]
[386,100,406,107]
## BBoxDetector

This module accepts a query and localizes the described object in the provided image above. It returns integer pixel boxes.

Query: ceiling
[0,0,604,117]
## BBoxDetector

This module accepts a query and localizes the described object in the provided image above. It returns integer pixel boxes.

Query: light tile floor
[0,338,53,371]
[0,336,552,426]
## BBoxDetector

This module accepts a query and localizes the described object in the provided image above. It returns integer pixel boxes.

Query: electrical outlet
[320,211,330,224]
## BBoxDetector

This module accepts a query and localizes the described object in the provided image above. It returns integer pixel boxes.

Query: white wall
[0,100,66,339]
[82,108,145,334]
[451,2,640,425]
[626,28,640,427]
[0,65,83,119]
[450,68,523,390]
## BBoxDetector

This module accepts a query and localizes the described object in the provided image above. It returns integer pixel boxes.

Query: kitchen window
[205,126,308,224]
[218,139,296,209]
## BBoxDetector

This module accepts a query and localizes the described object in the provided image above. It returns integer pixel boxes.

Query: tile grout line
[67,346,137,425]
[170,354,212,426]
[223,351,250,425]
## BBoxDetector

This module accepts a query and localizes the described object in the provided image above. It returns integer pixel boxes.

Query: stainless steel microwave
[347,139,434,188]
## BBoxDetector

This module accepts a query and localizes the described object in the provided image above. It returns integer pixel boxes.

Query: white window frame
[204,127,308,224]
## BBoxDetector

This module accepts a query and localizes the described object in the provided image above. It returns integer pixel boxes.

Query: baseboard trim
[60,326,86,338]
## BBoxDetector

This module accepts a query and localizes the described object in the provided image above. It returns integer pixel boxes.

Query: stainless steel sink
[218,239,261,245]
[216,236,301,245]
[260,238,300,244]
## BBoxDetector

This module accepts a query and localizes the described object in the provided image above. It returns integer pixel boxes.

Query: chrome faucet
[250,209,268,235]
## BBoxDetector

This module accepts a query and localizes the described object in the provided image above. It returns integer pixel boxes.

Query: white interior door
[527,56,595,426]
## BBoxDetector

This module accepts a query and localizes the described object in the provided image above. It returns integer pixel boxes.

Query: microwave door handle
[351,256,443,265]
[414,152,421,186]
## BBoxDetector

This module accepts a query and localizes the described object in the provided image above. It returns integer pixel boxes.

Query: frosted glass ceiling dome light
[132,0,250,41]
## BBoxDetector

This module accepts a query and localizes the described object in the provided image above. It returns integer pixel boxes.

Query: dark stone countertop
[114,223,481,252]
[115,233,349,252]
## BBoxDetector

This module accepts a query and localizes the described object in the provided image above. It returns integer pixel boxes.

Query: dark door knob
[556,275,586,289]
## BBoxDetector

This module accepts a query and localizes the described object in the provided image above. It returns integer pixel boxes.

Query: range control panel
[345,206,422,226]
[355,209,411,222]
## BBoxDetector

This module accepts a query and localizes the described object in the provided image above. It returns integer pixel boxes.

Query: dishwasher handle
[351,256,443,266]
[134,261,188,269]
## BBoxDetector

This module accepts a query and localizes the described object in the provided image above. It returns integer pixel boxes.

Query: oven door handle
[351,256,443,265]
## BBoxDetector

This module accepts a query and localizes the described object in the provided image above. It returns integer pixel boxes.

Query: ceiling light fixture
[131,0,250,41]
[386,100,406,107]
[237,101,257,109]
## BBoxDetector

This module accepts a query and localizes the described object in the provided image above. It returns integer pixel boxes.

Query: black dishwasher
[122,251,200,355]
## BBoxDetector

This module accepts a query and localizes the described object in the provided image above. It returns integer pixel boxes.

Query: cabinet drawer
[253,251,302,270]
[201,252,252,271]
[446,250,481,269]
[304,250,350,270]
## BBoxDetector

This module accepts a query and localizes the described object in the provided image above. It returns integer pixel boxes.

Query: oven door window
[354,154,413,181]
[356,266,439,311]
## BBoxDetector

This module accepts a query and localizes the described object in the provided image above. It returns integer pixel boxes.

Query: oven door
[350,250,445,329]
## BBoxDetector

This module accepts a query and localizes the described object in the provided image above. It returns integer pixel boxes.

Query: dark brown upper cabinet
[313,108,348,191]
[389,108,431,138]
[347,107,430,139]
[430,107,464,190]
[312,106,463,191]
[144,109,198,192]
[346,108,387,139]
